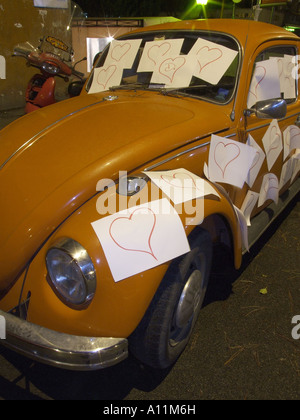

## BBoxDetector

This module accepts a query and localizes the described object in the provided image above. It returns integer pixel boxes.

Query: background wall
[0,0,73,111]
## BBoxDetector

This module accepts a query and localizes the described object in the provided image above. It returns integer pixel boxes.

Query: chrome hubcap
[175,269,202,330]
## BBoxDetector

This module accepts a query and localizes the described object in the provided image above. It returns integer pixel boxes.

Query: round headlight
[46,238,96,308]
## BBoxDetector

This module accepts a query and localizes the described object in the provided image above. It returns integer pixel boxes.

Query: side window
[247,46,298,110]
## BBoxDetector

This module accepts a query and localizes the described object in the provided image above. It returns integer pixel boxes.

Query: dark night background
[73,0,255,18]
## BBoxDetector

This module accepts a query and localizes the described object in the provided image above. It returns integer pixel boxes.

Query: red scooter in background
[13,36,85,113]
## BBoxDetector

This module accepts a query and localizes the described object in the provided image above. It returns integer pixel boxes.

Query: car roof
[131,19,299,46]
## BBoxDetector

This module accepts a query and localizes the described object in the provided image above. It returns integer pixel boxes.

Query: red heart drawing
[97,65,117,89]
[214,142,241,178]
[111,43,131,62]
[109,208,157,260]
[160,172,201,191]
[196,46,223,75]
[249,65,266,100]
[159,57,186,83]
[148,42,171,65]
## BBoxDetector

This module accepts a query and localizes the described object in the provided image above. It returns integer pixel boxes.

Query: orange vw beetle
[0,19,299,370]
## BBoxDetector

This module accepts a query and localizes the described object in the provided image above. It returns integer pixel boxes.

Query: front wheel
[129,228,212,369]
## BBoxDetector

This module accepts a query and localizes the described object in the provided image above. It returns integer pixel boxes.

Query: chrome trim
[0,310,128,371]
[0,99,107,171]
[246,111,300,134]
[46,237,97,307]
[144,131,239,172]
[144,141,211,171]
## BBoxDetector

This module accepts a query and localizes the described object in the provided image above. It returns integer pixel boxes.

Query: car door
[235,40,300,220]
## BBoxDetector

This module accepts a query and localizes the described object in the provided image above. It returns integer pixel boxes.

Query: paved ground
[0,111,299,400]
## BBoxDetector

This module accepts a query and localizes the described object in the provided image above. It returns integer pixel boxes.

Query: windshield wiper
[160,84,208,95]
[109,83,149,91]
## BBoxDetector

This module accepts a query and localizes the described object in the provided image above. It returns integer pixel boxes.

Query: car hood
[0,90,231,290]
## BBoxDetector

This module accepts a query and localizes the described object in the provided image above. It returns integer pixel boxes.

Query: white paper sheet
[258,173,279,207]
[246,135,265,187]
[262,120,283,171]
[104,39,142,69]
[88,65,123,94]
[150,54,196,88]
[137,39,184,73]
[188,38,238,85]
[143,168,219,205]
[279,158,294,189]
[207,135,257,188]
[91,199,190,282]
[291,150,300,183]
[247,59,281,109]
[240,191,260,226]
[234,205,249,252]
[271,55,297,100]
[283,125,300,160]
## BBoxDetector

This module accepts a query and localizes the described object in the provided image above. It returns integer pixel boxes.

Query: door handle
[295,116,300,127]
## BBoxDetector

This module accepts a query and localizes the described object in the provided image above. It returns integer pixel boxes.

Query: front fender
[0,180,242,339]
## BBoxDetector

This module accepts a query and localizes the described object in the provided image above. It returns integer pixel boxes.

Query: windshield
[86,30,240,104]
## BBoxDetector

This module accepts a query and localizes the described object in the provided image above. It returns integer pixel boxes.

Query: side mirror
[68,80,85,97]
[245,99,287,119]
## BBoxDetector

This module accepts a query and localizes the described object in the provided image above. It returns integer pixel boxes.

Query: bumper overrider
[0,310,128,370]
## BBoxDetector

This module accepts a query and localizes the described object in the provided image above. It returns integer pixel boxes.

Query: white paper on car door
[258,173,279,207]
[240,191,260,226]
[262,119,283,170]
[91,198,190,282]
[279,158,294,189]
[206,135,257,188]
[291,149,300,183]
[283,125,300,160]
[246,135,265,187]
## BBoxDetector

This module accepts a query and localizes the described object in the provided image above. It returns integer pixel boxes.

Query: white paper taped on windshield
[104,39,142,69]
[137,39,184,73]
[188,38,238,85]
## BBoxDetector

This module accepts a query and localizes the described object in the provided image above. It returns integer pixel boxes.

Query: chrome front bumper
[0,310,128,371]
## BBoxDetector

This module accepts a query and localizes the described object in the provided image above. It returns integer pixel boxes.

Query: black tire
[129,228,213,369]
